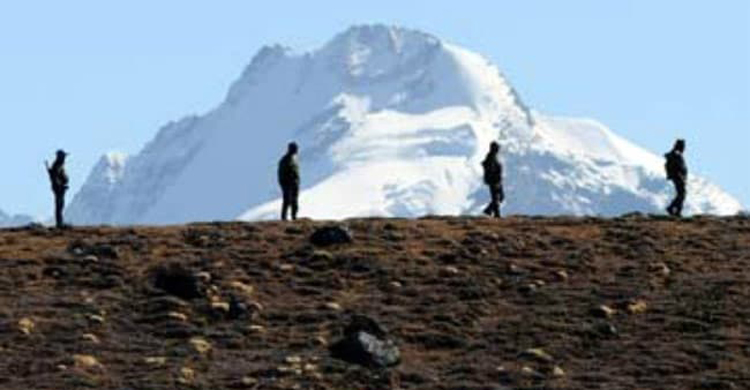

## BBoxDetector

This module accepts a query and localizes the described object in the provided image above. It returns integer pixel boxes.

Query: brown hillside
[0,215,749,390]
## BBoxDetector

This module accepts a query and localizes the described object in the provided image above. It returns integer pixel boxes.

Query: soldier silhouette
[278,142,300,221]
[45,149,70,229]
[665,139,688,217]
[482,141,504,218]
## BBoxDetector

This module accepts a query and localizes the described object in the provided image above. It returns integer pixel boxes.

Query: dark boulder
[152,263,204,300]
[330,315,400,369]
[310,225,353,247]
[228,294,249,320]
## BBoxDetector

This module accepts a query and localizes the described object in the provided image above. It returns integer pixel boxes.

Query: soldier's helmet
[674,139,685,152]
[56,149,68,159]
[288,142,298,154]
[489,141,500,153]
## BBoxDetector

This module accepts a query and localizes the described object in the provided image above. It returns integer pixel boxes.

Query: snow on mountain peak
[67,25,743,225]
[323,25,442,80]
[101,152,129,184]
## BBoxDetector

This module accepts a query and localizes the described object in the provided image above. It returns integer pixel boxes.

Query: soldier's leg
[495,186,504,218]
[675,178,686,217]
[491,186,501,218]
[281,187,290,221]
[667,180,678,215]
[290,185,299,220]
[483,185,493,215]
[54,193,64,228]
[61,193,66,226]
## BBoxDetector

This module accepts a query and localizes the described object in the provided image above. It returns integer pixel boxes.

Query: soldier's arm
[680,157,688,177]
[292,160,300,180]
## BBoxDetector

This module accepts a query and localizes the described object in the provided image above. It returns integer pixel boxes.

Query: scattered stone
[167,311,189,322]
[389,281,402,289]
[507,264,524,276]
[519,348,554,363]
[591,305,616,319]
[519,283,537,294]
[228,295,250,320]
[330,315,400,368]
[248,301,264,312]
[278,263,295,272]
[239,376,258,387]
[554,270,569,281]
[596,322,618,337]
[230,281,254,296]
[277,364,303,375]
[285,356,302,364]
[17,317,34,335]
[552,365,566,377]
[73,354,103,370]
[247,325,266,334]
[649,262,671,277]
[325,302,342,311]
[210,301,230,314]
[82,254,99,263]
[195,271,212,283]
[87,314,106,325]
[177,367,195,385]
[627,300,648,315]
[144,356,167,366]
[310,225,353,247]
[189,337,212,355]
[81,333,100,344]
[441,266,459,276]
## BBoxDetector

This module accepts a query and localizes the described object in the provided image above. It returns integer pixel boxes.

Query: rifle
[45,160,59,188]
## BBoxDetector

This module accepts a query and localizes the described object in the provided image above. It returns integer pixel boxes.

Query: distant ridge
[67,25,743,225]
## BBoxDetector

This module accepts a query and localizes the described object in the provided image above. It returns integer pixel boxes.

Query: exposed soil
[0,215,749,390]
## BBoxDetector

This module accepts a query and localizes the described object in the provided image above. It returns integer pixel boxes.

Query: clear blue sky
[1,0,748,218]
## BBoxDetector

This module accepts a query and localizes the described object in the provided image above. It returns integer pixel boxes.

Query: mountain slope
[0,208,33,228]
[67,25,742,225]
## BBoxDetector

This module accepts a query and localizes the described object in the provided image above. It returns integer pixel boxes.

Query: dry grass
[0,215,748,389]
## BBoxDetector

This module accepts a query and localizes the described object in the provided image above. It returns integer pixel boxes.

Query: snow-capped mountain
[67,25,743,225]
[0,208,33,228]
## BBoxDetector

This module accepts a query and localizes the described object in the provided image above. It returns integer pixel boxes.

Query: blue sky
[0,0,748,218]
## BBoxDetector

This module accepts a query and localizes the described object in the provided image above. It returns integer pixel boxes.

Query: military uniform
[482,148,504,218]
[278,150,300,220]
[47,150,69,228]
[665,149,688,217]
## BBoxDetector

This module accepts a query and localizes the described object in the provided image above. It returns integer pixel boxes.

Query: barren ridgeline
[1,215,748,389]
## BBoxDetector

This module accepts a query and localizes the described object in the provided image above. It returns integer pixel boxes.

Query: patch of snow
[67,24,743,225]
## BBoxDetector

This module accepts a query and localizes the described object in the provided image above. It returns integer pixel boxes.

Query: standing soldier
[665,139,688,217]
[278,142,300,221]
[45,149,70,229]
[482,141,504,218]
